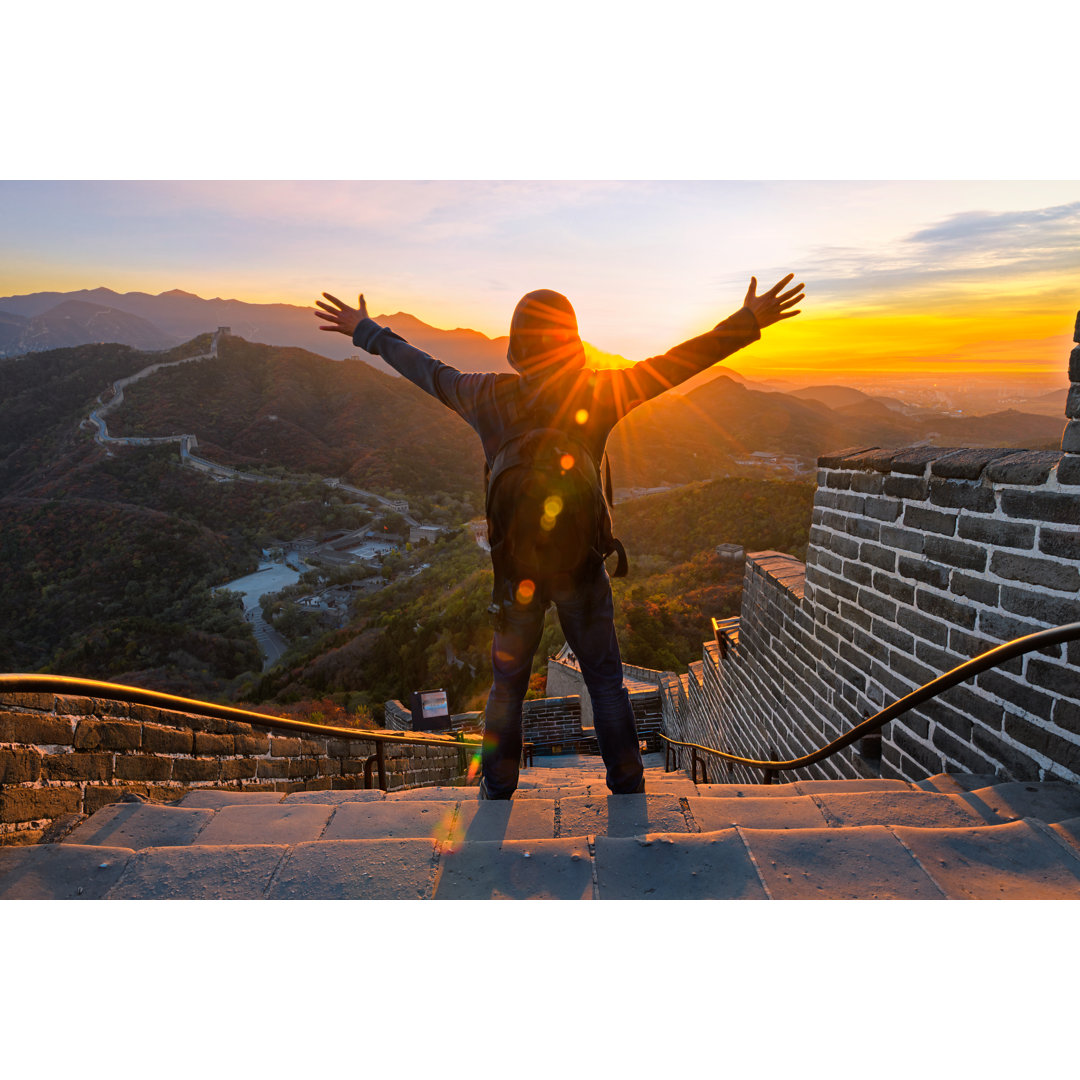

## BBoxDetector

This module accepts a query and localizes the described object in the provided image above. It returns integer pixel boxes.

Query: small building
[715,543,745,561]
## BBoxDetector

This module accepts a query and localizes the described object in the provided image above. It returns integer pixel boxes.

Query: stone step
[9,818,1080,899]
[6,768,1080,899]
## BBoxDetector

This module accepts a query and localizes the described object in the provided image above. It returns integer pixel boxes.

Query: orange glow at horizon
[586,286,1079,380]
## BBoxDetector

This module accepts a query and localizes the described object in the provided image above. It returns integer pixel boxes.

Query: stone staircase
[4,752,1080,899]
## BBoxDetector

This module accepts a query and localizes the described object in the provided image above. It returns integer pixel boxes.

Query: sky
[3,179,1079,382]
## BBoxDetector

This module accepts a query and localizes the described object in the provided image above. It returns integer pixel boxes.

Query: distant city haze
[2,180,1078,387]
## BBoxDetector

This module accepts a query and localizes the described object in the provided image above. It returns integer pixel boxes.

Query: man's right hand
[743,275,804,330]
[315,292,369,337]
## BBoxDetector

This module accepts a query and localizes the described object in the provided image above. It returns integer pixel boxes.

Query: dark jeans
[482,564,645,798]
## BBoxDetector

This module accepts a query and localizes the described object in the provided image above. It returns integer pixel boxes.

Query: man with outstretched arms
[316,275,804,798]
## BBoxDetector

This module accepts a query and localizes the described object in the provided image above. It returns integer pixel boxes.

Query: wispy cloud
[802,200,1080,303]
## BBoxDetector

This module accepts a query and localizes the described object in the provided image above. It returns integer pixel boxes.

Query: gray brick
[1000,489,1080,524]
[897,556,951,590]
[931,448,1015,480]
[957,517,1035,550]
[889,446,946,475]
[914,640,966,679]
[897,604,950,647]
[915,588,977,631]
[863,497,901,522]
[1026,658,1080,700]
[989,551,1080,592]
[903,505,957,536]
[842,560,873,586]
[859,541,897,572]
[817,447,883,469]
[872,572,916,605]
[1000,586,1080,627]
[984,451,1061,484]
[838,599,873,633]
[1070,385,1080,420]
[933,726,999,774]
[1063,421,1080,455]
[951,572,999,607]
[870,618,914,654]
[858,589,898,622]
[891,650,938,689]
[850,471,884,494]
[972,726,1039,781]
[822,470,853,490]
[928,479,997,513]
[1003,713,1080,774]
[978,609,1054,648]
[923,535,987,572]
[977,669,1055,721]
[1039,528,1080,561]
[1058,455,1080,486]
[879,524,925,554]
[883,475,929,501]
[1055,698,1080,734]
[891,728,943,776]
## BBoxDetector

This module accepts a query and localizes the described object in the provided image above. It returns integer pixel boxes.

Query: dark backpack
[485,423,628,587]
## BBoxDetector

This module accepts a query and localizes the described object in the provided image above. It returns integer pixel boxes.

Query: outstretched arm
[614,274,805,408]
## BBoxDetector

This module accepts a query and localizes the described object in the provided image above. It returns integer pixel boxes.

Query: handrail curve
[0,674,482,750]
[661,621,1080,783]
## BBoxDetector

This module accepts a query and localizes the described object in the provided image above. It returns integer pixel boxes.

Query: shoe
[478,778,512,801]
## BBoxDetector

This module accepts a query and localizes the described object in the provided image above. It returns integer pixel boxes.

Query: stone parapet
[663,441,1080,788]
[0,695,469,844]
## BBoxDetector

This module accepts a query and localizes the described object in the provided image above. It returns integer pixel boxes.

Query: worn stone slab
[688,795,829,832]
[174,790,285,808]
[322,801,459,841]
[915,773,999,794]
[643,777,699,797]
[0,843,133,900]
[1048,816,1080,857]
[193,803,333,846]
[694,782,802,798]
[964,782,1080,825]
[792,779,912,794]
[519,785,590,799]
[386,786,474,801]
[269,839,439,900]
[105,844,288,900]
[813,790,992,828]
[893,821,1080,899]
[744,826,946,899]
[559,793,689,838]
[594,832,768,899]
[452,799,555,842]
[281,790,386,803]
[62,803,215,849]
[434,838,593,899]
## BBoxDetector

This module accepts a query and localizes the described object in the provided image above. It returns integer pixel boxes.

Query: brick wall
[664,443,1080,784]
[663,313,1080,785]
[0,693,470,845]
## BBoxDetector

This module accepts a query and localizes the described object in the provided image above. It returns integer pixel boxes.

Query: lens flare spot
[575,409,588,425]
[560,453,575,471]
[466,750,482,782]
[515,579,536,604]
[544,495,564,517]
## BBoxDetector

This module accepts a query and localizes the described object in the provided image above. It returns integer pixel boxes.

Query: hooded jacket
[350,290,762,472]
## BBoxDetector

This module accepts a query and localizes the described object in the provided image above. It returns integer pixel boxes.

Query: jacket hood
[507,289,587,381]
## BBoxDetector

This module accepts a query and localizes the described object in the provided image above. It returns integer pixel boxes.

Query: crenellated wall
[664,312,1080,786]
